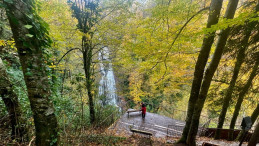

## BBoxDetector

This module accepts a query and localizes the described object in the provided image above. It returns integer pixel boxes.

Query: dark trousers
[142,113,146,118]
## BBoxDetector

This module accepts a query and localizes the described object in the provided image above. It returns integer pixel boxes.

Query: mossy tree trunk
[228,60,258,140]
[82,35,95,124]
[178,0,223,143]
[186,0,239,145]
[0,58,28,142]
[4,0,58,145]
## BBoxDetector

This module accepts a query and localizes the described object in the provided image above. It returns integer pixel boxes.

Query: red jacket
[141,107,146,114]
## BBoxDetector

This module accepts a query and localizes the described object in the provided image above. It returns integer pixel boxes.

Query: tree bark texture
[228,60,258,140]
[0,58,27,142]
[186,0,239,145]
[248,122,259,146]
[4,0,58,145]
[178,0,223,143]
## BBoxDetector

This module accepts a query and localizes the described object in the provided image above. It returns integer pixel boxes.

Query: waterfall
[98,47,119,106]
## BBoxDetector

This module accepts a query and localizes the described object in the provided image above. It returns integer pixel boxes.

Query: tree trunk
[4,0,58,145]
[178,0,223,143]
[0,58,28,142]
[228,60,259,140]
[83,36,95,124]
[251,104,259,127]
[248,122,259,146]
[219,1,259,139]
[237,103,259,141]
[69,0,98,125]
[186,0,239,145]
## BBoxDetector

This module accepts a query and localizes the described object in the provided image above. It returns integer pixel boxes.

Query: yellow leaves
[39,0,81,50]
[48,62,66,70]
[48,62,57,68]
[0,40,5,46]
[48,64,56,68]
[0,39,15,48]
[128,70,146,103]
[0,39,17,51]
[38,0,83,76]
[82,33,92,40]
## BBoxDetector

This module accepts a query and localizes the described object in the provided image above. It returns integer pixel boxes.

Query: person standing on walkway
[141,103,146,119]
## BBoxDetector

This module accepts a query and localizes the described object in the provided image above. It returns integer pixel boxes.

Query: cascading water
[98,47,119,107]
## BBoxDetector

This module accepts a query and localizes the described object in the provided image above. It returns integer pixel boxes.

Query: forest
[0,0,259,145]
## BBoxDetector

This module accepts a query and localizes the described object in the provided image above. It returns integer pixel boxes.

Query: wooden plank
[127,110,141,113]
[130,128,153,136]
[202,142,219,146]
[127,109,141,117]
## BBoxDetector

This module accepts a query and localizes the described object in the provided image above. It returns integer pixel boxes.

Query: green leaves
[25,34,34,38]
[3,0,13,4]
[0,3,5,8]
[24,25,33,29]
[25,67,33,76]
[8,15,19,25]
[25,71,33,76]
[26,14,33,19]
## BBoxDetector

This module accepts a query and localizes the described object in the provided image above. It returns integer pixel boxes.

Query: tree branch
[55,48,80,65]
[92,46,107,57]
[164,6,210,62]
[154,7,210,83]
[149,7,209,72]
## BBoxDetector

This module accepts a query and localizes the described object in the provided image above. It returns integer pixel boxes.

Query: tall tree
[248,121,259,146]
[186,0,239,145]
[69,0,100,124]
[215,1,259,139]
[237,92,259,140]
[178,0,223,143]
[0,58,27,142]
[250,104,259,127]
[228,58,258,140]
[4,0,58,145]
